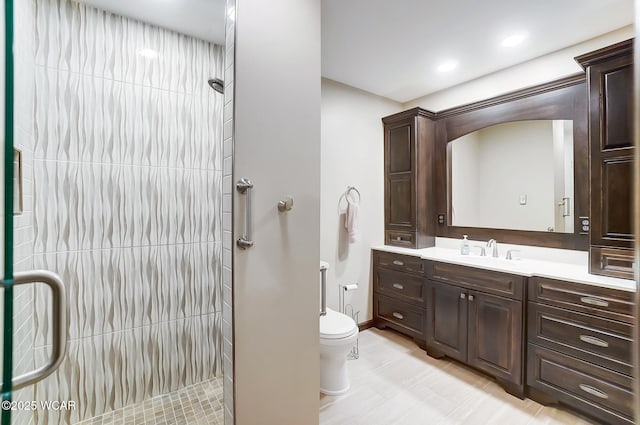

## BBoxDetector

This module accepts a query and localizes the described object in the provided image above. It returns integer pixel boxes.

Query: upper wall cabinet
[382,109,436,248]
[576,39,635,279]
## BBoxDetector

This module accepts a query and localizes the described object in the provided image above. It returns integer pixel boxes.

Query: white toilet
[319,262,359,396]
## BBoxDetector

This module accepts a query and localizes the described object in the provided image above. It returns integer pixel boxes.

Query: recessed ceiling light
[138,48,159,59]
[501,33,527,47]
[437,61,458,73]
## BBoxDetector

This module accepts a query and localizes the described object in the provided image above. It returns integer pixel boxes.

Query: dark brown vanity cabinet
[425,262,526,397]
[527,277,635,424]
[372,251,427,345]
[576,39,636,279]
[382,109,436,248]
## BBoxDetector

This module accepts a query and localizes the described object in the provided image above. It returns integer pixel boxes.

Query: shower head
[208,78,224,94]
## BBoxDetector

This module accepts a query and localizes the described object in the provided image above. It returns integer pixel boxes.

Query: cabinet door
[589,55,634,248]
[385,120,415,229]
[588,52,635,278]
[467,291,523,386]
[425,281,467,361]
[387,122,414,173]
[387,174,414,227]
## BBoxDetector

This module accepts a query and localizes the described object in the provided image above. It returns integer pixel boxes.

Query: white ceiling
[322,0,634,103]
[77,0,227,45]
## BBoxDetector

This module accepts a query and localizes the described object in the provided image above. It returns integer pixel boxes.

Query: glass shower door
[0,0,226,423]
[2,2,68,424]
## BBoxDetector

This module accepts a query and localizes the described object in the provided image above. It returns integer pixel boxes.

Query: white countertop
[373,245,637,292]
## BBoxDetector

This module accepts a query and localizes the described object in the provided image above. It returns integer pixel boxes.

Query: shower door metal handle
[237,178,254,249]
[1,270,67,391]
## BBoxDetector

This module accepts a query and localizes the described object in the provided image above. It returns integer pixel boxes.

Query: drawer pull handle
[579,335,609,348]
[392,312,404,320]
[468,294,474,301]
[393,260,404,266]
[578,384,609,400]
[460,293,466,299]
[580,296,608,307]
[392,283,404,290]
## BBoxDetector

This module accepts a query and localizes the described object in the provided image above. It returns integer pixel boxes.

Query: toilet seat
[320,308,358,339]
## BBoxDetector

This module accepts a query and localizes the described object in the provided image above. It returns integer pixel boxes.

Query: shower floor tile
[76,379,224,425]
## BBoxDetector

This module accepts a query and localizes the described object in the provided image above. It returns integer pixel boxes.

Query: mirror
[449,120,574,233]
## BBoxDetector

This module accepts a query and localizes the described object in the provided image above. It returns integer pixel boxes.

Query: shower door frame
[221,0,237,424]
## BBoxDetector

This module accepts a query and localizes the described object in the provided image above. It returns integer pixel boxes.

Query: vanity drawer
[426,261,524,300]
[528,277,634,324]
[373,250,424,275]
[374,268,426,307]
[590,246,635,280]
[528,344,633,424]
[385,230,416,248]
[374,295,425,339]
[528,303,632,376]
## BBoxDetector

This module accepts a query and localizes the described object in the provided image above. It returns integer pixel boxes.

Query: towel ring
[346,186,360,203]
[337,186,361,214]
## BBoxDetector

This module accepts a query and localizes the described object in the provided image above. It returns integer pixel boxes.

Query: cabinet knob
[460,293,466,299]
[392,283,404,290]
[468,294,474,301]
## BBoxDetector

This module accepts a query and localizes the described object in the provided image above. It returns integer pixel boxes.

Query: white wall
[233,1,321,424]
[404,26,634,111]
[320,78,401,322]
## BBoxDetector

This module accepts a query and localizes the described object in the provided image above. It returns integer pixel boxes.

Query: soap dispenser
[460,235,470,255]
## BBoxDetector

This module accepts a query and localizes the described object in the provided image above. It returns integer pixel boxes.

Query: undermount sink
[456,254,528,267]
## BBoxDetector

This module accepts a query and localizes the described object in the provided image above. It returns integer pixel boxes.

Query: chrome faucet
[486,239,499,258]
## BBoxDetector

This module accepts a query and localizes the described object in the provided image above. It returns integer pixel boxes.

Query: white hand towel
[345,201,360,243]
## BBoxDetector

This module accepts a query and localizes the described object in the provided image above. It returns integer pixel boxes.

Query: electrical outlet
[579,216,590,234]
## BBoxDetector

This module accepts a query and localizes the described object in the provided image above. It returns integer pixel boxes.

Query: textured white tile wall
[12,0,226,423]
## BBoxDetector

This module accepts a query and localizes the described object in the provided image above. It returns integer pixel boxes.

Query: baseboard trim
[358,320,375,332]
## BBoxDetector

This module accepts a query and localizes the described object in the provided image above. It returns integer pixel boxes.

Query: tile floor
[320,328,597,425]
[76,379,224,425]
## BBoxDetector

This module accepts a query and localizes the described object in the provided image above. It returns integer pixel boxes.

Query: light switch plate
[519,194,527,205]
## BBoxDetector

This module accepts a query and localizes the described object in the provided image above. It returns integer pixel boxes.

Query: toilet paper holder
[339,283,360,360]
